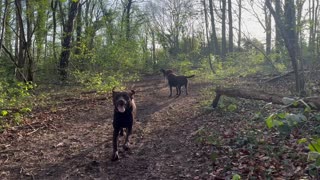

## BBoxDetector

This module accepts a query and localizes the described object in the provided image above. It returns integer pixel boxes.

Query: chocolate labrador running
[111,87,136,161]
[161,69,195,97]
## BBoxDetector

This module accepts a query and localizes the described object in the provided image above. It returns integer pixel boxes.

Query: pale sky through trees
[239,0,311,44]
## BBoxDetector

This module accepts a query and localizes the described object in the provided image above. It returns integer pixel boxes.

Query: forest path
[0,74,215,179]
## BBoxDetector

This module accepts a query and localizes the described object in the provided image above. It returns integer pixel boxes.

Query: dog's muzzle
[116,98,127,113]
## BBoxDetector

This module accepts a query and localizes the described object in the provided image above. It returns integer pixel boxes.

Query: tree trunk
[203,0,215,73]
[4,0,12,52]
[25,0,33,81]
[15,0,34,82]
[75,2,82,55]
[212,87,320,110]
[316,0,320,60]
[228,0,233,53]
[51,0,58,60]
[221,0,227,61]
[265,2,271,56]
[308,0,317,61]
[59,1,80,80]
[151,29,156,68]
[122,0,132,41]
[209,0,220,56]
[0,0,8,52]
[237,0,241,51]
[15,0,24,81]
[266,0,305,96]
[275,0,283,62]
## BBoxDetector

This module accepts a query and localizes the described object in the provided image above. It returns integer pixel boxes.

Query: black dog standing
[160,69,195,97]
[111,88,136,161]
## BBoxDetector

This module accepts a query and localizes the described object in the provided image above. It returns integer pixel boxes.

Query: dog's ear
[112,87,120,97]
[129,90,135,99]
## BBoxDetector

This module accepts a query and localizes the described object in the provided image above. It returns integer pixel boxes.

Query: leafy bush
[0,81,34,109]
[72,70,122,92]
[266,112,307,135]
[265,105,320,178]
[0,81,35,131]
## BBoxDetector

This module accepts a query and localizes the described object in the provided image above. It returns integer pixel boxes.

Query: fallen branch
[262,70,294,83]
[212,87,320,110]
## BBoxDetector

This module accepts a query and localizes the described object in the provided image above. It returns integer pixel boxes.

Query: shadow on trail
[29,75,189,179]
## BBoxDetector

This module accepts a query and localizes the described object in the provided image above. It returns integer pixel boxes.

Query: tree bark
[51,0,58,60]
[125,0,132,40]
[266,0,305,96]
[14,0,34,82]
[274,0,283,62]
[59,1,80,80]
[203,0,215,73]
[221,0,227,61]
[228,0,233,52]
[75,2,83,55]
[151,29,156,67]
[265,2,271,56]
[209,0,220,56]
[212,87,320,110]
[0,0,8,52]
[237,0,241,51]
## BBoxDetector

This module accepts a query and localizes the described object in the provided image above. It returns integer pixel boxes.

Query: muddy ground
[0,74,318,179]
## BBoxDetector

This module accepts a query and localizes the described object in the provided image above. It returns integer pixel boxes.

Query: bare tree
[122,0,133,40]
[203,0,215,73]
[0,0,8,52]
[266,0,305,95]
[274,0,283,61]
[228,0,233,52]
[237,0,241,50]
[51,0,58,60]
[59,0,80,80]
[147,0,196,57]
[264,1,271,56]
[221,0,227,61]
[308,0,319,61]
[209,0,220,56]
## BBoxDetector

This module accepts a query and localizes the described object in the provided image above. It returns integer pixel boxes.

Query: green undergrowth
[0,81,35,132]
[0,71,140,132]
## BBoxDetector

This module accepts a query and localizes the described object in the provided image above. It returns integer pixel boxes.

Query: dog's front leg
[112,128,120,161]
[176,86,182,97]
[123,127,132,151]
[185,84,188,95]
[169,86,173,97]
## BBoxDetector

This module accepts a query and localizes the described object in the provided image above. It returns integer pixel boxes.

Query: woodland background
[1,0,320,178]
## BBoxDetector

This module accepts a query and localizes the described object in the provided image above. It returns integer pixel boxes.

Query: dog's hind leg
[185,83,188,95]
[176,87,179,95]
[176,86,182,97]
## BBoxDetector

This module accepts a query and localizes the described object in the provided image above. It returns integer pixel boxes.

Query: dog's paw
[111,151,119,161]
[123,143,130,151]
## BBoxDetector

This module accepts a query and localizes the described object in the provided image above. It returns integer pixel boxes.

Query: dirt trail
[0,75,214,179]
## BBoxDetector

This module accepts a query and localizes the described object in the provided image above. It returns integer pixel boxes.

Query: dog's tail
[186,75,195,78]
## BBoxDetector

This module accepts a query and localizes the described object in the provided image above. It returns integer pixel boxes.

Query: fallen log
[262,70,294,83]
[212,87,320,110]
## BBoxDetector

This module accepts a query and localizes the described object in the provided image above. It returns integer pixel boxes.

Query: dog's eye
[125,97,130,102]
